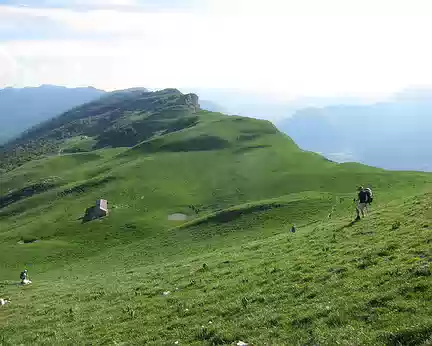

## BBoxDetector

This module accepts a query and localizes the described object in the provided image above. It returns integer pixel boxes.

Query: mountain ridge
[0,85,106,144]
[0,88,200,170]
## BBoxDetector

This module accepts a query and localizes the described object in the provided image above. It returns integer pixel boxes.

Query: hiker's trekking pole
[352,198,360,220]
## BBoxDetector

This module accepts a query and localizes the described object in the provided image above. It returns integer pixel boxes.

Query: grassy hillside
[0,90,431,345]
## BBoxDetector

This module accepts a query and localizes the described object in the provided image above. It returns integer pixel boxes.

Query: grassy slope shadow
[0,180,58,210]
[176,195,334,233]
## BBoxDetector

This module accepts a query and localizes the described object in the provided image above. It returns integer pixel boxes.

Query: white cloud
[0,49,20,83]
[18,0,139,7]
[1,1,432,98]
[204,0,432,16]
[71,0,137,5]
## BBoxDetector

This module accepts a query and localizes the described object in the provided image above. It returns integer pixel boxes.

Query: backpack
[365,188,373,204]
[20,271,26,280]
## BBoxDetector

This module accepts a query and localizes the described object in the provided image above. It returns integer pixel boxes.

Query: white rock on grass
[162,291,171,296]
[237,341,248,346]
[0,298,10,306]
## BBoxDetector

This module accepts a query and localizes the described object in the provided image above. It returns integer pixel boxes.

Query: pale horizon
[1,0,432,101]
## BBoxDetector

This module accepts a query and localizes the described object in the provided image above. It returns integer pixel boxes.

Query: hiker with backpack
[20,269,32,285]
[354,186,372,221]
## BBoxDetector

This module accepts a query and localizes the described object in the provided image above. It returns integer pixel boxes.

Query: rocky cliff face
[182,93,200,112]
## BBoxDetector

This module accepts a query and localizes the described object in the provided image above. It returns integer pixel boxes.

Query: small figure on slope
[20,269,32,285]
[354,186,372,221]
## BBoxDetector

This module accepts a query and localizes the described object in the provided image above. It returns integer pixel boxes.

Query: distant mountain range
[278,90,432,171]
[0,85,105,144]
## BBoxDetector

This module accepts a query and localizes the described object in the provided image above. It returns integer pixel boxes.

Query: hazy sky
[1,0,432,100]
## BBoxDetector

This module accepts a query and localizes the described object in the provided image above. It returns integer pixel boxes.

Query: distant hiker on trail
[291,225,296,233]
[355,186,370,221]
[20,269,32,285]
